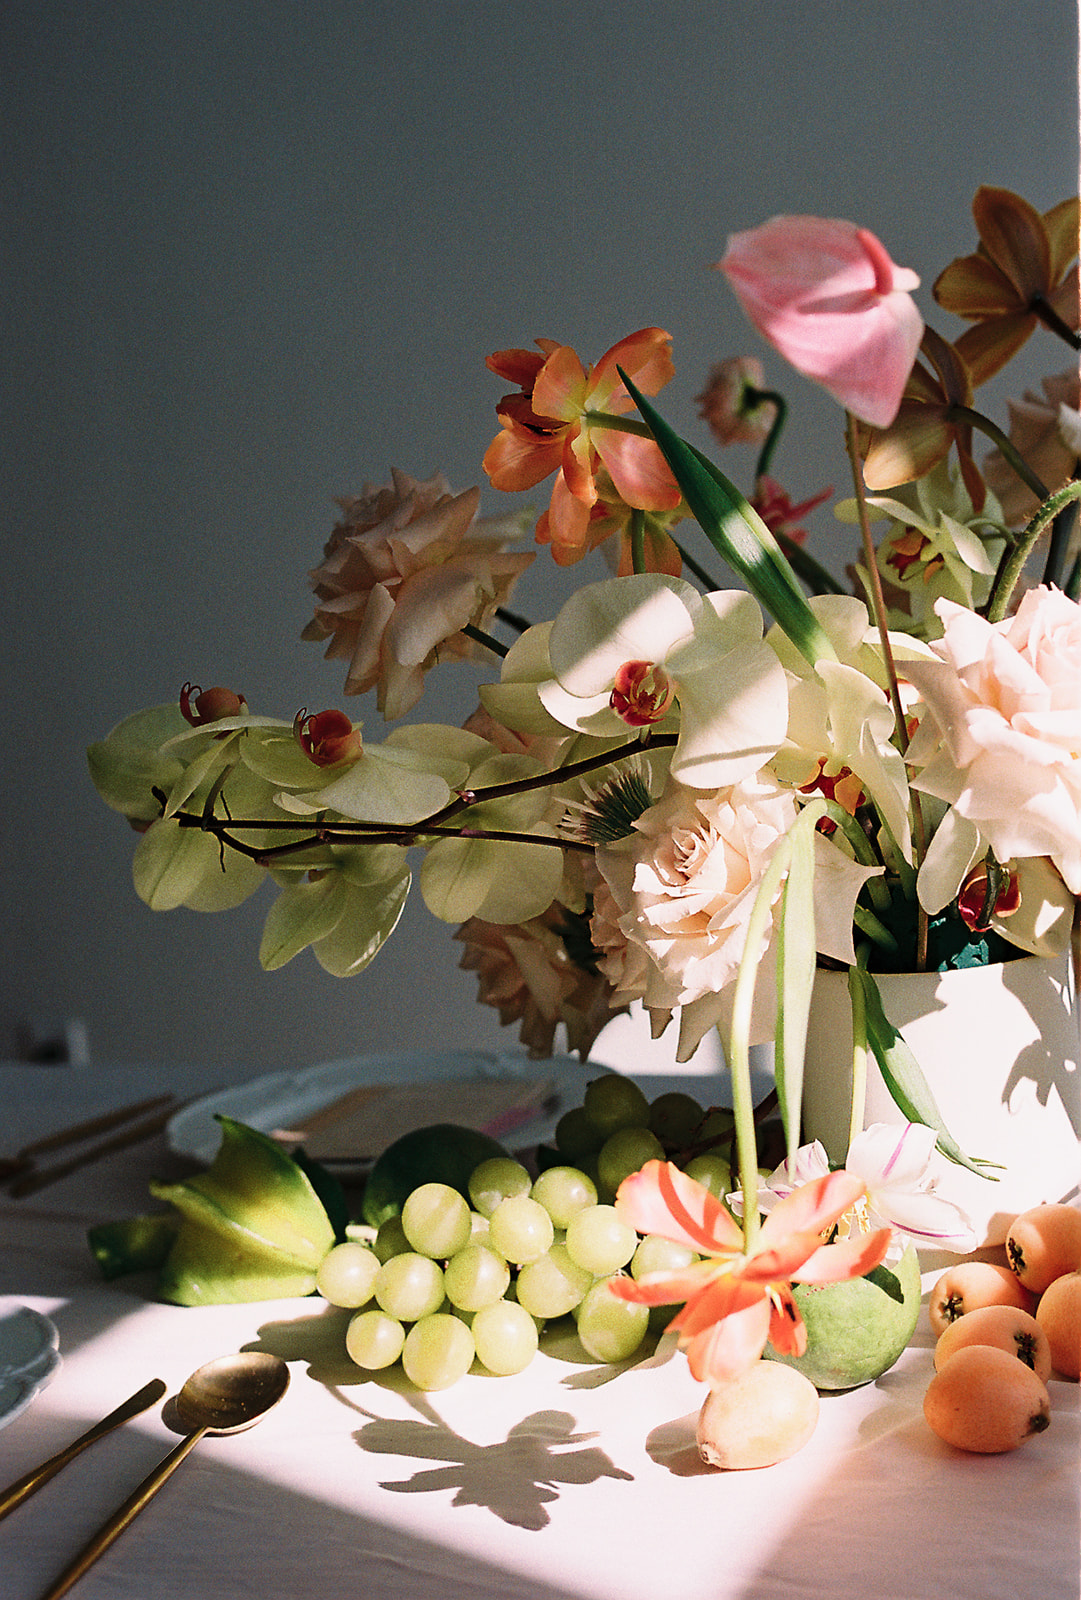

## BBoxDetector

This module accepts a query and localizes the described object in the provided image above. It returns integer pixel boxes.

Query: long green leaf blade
[620,372,839,667]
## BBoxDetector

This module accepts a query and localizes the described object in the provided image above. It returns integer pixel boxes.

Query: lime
[361,1123,510,1228]
[765,1244,921,1390]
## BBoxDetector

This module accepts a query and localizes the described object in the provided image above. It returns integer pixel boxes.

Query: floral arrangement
[89,185,1081,1384]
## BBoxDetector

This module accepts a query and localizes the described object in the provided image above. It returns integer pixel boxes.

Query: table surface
[0,1059,1077,1600]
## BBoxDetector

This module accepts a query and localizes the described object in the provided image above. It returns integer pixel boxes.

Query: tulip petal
[613,1160,744,1255]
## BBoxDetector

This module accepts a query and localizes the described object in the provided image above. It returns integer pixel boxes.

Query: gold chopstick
[0,1094,178,1183]
[0,1379,166,1520]
[8,1100,182,1199]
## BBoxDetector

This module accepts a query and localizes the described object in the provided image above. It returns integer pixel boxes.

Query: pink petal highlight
[718,215,923,427]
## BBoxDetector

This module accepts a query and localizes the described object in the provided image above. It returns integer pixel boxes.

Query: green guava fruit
[765,1243,921,1390]
[361,1123,510,1227]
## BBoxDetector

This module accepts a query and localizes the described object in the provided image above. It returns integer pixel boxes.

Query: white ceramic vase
[801,952,1080,1248]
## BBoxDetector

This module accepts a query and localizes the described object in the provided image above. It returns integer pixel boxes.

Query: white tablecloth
[0,1064,1077,1600]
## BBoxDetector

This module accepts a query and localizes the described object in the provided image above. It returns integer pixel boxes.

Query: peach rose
[907,586,1081,894]
[304,470,533,719]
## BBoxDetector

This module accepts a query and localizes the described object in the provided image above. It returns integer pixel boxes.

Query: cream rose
[593,773,876,1059]
[906,586,1081,895]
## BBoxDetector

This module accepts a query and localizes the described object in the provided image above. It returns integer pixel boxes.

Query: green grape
[468,1156,532,1218]
[647,1090,704,1145]
[488,1194,555,1264]
[682,1152,732,1199]
[401,1181,473,1259]
[564,1204,637,1276]
[698,1107,735,1143]
[576,1278,650,1362]
[554,1105,603,1161]
[597,1127,665,1197]
[469,1210,491,1241]
[582,1074,651,1140]
[345,1307,406,1370]
[316,1241,381,1308]
[372,1214,410,1263]
[443,1243,511,1311]
[530,1165,598,1228]
[515,1241,594,1319]
[631,1232,698,1282]
[401,1312,476,1391]
[471,1299,539,1375]
[373,1251,445,1321]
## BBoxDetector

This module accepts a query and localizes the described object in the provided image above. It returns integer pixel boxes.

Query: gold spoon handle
[37,1427,208,1600]
[0,1379,167,1521]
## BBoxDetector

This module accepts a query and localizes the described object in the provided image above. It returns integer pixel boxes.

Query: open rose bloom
[906,586,1081,906]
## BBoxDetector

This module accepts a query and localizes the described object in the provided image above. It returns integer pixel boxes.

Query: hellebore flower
[697,355,777,446]
[482,330,681,564]
[608,1161,890,1385]
[933,188,1080,385]
[983,369,1081,526]
[718,215,923,428]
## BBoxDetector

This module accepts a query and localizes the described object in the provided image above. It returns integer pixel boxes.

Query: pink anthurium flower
[608,1160,890,1385]
[718,216,924,428]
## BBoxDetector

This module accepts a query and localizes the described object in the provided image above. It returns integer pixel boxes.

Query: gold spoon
[37,1352,290,1600]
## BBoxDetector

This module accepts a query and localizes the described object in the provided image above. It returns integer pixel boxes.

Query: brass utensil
[0,1378,167,1521]
[37,1353,289,1600]
[8,1098,184,1199]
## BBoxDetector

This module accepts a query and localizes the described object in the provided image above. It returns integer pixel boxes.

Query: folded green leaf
[149,1115,336,1305]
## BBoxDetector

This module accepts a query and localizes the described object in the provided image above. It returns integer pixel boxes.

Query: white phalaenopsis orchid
[746,1123,978,1256]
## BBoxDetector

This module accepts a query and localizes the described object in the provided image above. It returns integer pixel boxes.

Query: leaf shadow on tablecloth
[250,1308,635,1531]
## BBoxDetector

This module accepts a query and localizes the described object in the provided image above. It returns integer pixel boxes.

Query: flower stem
[847,957,870,1152]
[629,509,647,574]
[583,410,654,439]
[751,388,788,480]
[843,415,909,754]
[462,622,509,658]
[985,480,1081,621]
[944,404,1050,504]
[1031,293,1081,350]
[669,534,724,592]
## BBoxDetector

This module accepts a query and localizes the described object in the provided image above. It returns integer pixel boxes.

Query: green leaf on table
[149,1116,335,1305]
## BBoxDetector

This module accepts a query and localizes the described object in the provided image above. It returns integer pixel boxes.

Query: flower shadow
[349,1401,634,1530]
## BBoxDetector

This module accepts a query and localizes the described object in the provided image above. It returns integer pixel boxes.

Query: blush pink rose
[718,216,923,428]
[304,470,533,720]
[907,586,1081,894]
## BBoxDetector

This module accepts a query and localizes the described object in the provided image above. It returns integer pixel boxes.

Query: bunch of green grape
[316,1075,738,1392]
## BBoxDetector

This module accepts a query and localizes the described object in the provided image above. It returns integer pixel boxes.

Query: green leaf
[774,802,823,1154]
[149,1116,335,1304]
[620,373,839,667]
[863,1261,905,1304]
[848,967,997,1177]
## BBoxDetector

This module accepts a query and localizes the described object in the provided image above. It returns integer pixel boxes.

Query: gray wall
[5,2,1078,1073]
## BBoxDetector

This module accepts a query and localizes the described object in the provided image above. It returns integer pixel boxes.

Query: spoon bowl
[173,1351,291,1435]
